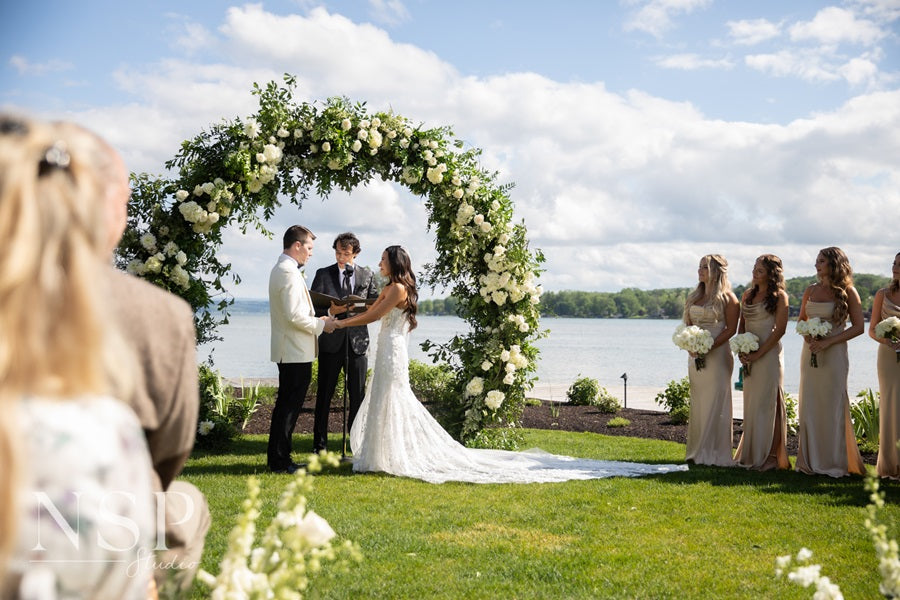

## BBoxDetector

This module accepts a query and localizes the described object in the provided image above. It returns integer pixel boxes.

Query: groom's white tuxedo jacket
[269,253,325,363]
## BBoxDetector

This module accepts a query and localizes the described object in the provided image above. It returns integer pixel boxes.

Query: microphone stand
[340,266,354,462]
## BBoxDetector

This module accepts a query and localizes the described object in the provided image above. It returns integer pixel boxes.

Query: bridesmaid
[683,254,739,466]
[733,255,791,470]
[872,252,900,479]
[795,247,865,477]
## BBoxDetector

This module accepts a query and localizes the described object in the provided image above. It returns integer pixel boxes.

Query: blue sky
[2,0,899,298]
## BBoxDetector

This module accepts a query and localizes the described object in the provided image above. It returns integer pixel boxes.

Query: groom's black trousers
[267,361,312,470]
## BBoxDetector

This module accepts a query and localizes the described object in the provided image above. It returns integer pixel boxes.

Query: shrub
[655,377,690,413]
[567,376,600,406]
[196,363,240,450]
[467,426,525,451]
[607,417,630,428]
[595,387,622,414]
[670,404,690,425]
[783,392,798,436]
[408,359,458,432]
[852,388,880,449]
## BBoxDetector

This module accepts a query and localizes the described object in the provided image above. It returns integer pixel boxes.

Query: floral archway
[119,75,544,444]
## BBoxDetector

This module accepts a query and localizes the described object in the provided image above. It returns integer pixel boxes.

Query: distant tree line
[417,274,891,319]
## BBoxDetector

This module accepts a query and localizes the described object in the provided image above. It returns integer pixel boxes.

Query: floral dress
[6,395,156,599]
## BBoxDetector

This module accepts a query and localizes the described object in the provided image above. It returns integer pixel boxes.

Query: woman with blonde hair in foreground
[0,116,156,598]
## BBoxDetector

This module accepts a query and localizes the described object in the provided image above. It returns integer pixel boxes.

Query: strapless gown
[684,304,735,467]
[733,302,789,470]
[350,308,688,484]
[876,293,900,478]
[795,301,864,477]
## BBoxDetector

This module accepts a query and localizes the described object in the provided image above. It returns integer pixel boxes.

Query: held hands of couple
[321,316,338,334]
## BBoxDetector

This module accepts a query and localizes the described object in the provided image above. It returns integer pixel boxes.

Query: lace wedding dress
[350,308,688,484]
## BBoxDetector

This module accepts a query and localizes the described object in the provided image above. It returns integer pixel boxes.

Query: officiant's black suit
[310,263,378,451]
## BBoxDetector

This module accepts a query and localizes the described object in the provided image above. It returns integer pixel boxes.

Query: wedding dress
[350,308,688,484]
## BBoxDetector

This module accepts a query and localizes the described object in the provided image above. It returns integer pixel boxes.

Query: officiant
[310,232,378,453]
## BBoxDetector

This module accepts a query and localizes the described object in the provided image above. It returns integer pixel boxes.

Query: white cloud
[367,0,410,26]
[654,53,734,70]
[8,55,73,76]
[789,6,886,46]
[623,0,713,37]
[21,6,898,297]
[726,18,781,46]
[850,0,900,23]
[745,47,886,87]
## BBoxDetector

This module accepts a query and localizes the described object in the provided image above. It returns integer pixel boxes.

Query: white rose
[174,189,189,201]
[368,130,382,148]
[399,138,409,149]
[277,127,290,138]
[171,264,190,289]
[206,200,217,212]
[387,129,397,139]
[403,127,413,137]
[162,241,178,256]
[263,144,283,164]
[485,390,505,410]
[492,290,508,305]
[480,221,493,233]
[243,119,261,139]
[144,256,162,273]
[503,372,515,385]
[500,350,511,362]
[360,119,370,129]
[247,179,263,193]
[256,152,267,163]
[426,167,444,184]
[341,118,352,131]
[357,129,368,140]
[473,214,484,225]
[452,188,463,199]
[140,233,157,252]
[481,360,492,371]
[175,251,187,265]
[125,259,146,276]
[371,117,381,128]
[491,200,501,211]
[465,377,484,398]
[293,129,303,139]
[321,141,332,152]
[351,140,362,152]
[429,140,438,149]
[327,159,341,170]
[498,233,510,245]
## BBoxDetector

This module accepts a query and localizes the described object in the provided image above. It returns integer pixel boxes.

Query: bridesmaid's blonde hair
[818,246,853,325]
[0,116,133,567]
[683,254,732,323]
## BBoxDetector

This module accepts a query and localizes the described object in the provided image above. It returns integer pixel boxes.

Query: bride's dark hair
[384,245,418,331]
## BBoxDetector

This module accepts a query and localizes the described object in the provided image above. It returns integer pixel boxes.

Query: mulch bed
[243,399,877,465]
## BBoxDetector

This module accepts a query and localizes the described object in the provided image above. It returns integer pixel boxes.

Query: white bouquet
[673,324,714,371]
[875,316,900,362]
[729,332,760,376]
[796,317,833,368]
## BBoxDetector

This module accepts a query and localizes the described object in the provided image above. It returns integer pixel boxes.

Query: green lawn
[182,430,899,599]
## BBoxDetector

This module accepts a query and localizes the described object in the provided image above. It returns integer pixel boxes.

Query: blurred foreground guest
[733,255,790,471]
[795,247,865,477]
[872,252,900,479]
[52,121,210,593]
[0,115,155,598]
[682,254,739,467]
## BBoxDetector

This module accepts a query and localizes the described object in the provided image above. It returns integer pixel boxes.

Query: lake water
[200,311,881,399]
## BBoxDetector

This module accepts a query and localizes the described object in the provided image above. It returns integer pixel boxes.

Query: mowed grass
[182,430,900,599]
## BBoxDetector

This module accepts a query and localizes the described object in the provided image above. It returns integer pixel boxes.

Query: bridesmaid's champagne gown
[876,293,900,478]
[795,301,864,477]
[733,302,790,470]
[685,304,735,467]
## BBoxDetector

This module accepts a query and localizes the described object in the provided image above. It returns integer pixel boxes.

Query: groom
[310,232,378,452]
[268,225,335,473]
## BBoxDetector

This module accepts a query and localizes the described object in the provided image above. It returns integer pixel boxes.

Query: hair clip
[0,116,28,136]
[38,141,71,177]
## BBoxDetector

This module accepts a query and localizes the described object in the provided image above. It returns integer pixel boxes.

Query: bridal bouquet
[875,316,900,362]
[673,324,714,371]
[796,317,833,368]
[729,332,760,376]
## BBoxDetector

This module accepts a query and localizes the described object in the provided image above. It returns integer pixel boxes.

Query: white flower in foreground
[341,118,352,131]
[465,377,484,398]
[485,390,505,410]
[295,511,336,547]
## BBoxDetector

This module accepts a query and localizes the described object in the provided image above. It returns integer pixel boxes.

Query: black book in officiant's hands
[309,291,376,312]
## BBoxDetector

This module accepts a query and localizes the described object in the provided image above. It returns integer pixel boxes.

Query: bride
[331,246,687,484]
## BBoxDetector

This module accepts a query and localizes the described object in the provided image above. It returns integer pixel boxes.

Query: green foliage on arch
[118,75,544,443]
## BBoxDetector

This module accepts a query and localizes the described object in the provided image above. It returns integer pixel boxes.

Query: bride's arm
[335,283,407,329]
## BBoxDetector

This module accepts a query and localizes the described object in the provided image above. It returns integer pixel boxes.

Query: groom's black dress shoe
[269,462,300,474]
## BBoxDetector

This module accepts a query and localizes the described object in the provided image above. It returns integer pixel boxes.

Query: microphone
[343,264,354,276]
